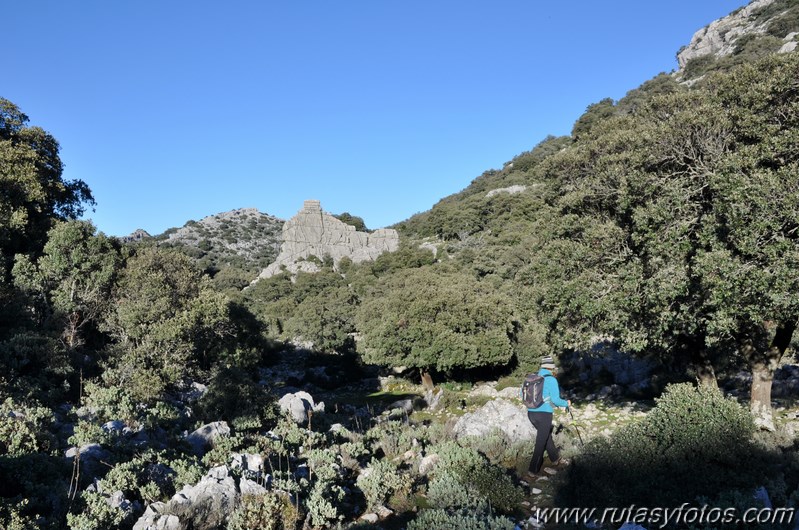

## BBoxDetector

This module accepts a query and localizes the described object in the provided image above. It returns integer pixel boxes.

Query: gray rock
[485,185,527,198]
[120,229,152,244]
[497,386,520,399]
[133,466,249,530]
[102,420,125,434]
[65,443,111,477]
[278,391,324,424]
[677,0,777,70]
[387,398,415,414]
[469,384,498,398]
[780,40,798,53]
[418,454,440,476]
[230,453,264,475]
[186,421,230,455]
[168,466,238,530]
[255,200,399,281]
[452,399,535,444]
[425,388,443,410]
[132,502,179,530]
[418,241,438,257]
[107,490,138,517]
[239,477,267,497]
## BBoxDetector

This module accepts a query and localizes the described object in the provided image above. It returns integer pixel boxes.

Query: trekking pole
[567,406,585,447]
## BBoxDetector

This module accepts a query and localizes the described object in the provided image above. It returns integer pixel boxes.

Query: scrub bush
[227,492,300,530]
[560,383,766,508]
[406,509,515,530]
[431,441,523,514]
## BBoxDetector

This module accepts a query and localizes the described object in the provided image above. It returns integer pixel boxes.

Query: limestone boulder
[186,421,230,456]
[132,466,238,530]
[452,398,535,444]
[278,391,324,424]
[64,443,111,478]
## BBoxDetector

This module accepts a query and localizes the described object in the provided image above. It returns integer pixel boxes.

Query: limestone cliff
[255,200,399,280]
[677,0,798,72]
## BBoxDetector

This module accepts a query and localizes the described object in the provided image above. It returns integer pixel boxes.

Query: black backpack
[521,373,551,408]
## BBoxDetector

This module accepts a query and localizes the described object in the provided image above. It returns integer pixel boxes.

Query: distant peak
[119,228,151,243]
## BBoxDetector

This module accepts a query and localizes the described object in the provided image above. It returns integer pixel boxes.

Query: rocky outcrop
[278,390,325,424]
[255,200,399,280]
[780,31,798,53]
[186,421,230,456]
[452,398,535,444]
[133,466,239,530]
[119,229,152,243]
[676,0,784,69]
[485,185,527,198]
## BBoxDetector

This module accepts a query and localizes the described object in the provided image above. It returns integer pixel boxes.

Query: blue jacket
[524,368,569,413]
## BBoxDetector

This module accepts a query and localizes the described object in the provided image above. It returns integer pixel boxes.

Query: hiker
[524,356,570,477]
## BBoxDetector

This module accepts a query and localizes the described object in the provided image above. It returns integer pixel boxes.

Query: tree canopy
[0,98,94,280]
[356,266,515,374]
[521,53,799,428]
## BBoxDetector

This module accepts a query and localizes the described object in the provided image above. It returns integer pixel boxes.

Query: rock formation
[452,398,536,444]
[278,390,325,424]
[119,229,152,243]
[485,185,527,198]
[132,466,239,530]
[676,0,783,69]
[255,200,399,280]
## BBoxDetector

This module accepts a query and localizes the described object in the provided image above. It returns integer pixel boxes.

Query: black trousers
[528,411,560,474]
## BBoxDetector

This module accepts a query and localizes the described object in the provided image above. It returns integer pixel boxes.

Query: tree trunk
[750,362,775,431]
[421,371,434,390]
[696,351,718,387]
[745,320,796,431]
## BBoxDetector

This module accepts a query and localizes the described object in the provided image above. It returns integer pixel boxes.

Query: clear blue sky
[5,1,749,236]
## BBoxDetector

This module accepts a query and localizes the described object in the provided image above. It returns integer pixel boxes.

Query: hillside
[397,0,798,241]
[148,207,284,274]
[677,0,799,80]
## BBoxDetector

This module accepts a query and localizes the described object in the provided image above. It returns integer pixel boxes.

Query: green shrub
[364,420,415,460]
[0,499,39,530]
[195,367,277,431]
[461,429,508,465]
[304,448,338,482]
[461,429,535,473]
[0,453,71,527]
[305,480,346,528]
[66,490,131,530]
[426,470,488,512]
[0,397,55,456]
[356,458,412,509]
[430,441,523,513]
[559,383,766,508]
[80,380,139,424]
[406,509,515,530]
[227,492,300,530]
[338,440,369,470]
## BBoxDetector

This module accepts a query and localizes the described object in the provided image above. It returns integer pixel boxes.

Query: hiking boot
[552,457,570,466]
